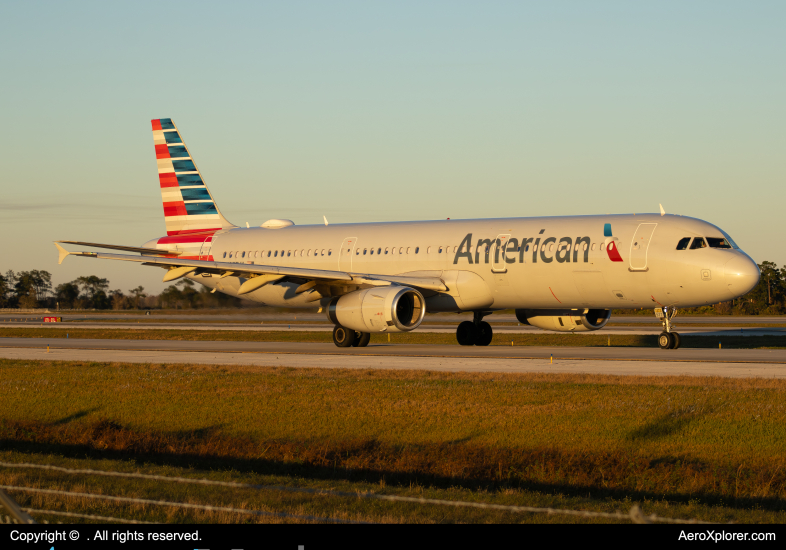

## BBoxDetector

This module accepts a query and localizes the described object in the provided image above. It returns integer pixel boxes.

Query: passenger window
[370,248,374,255]
[406,247,411,254]
[399,247,404,254]
[356,249,360,255]
[690,238,707,250]
[274,251,278,257]
[427,246,432,254]
[676,237,691,250]
[363,249,367,255]
[223,252,227,258]
[229,252,233,258]
[267,251,271,257]
[328,250,332,256]
[385,248,389,254]
[415,247,419,254]
[377,248,381,255]
[707,237,732,249]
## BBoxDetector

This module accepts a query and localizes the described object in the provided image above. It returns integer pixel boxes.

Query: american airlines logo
[603,223,623,262]
[453,225,623,265]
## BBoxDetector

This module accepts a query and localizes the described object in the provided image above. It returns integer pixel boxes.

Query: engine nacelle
[328,287,426,333]
[515,309,611,332]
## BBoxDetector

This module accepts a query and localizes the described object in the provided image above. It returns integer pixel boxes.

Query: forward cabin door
[629,223,657,271]
[339,237,357,272]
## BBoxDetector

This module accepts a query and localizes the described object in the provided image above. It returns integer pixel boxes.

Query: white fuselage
[148,213,759,312]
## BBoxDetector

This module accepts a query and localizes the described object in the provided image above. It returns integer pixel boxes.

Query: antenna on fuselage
[659,204,665,216]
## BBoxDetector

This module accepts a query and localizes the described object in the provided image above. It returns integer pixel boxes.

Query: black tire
[671,332,681,350]
[333,325,356,347]
[456,321,477,345]
[476,321,493,346]
[353,332,371,347]
[658,332,673,350]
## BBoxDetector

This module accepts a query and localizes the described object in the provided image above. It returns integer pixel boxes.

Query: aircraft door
[629,223,657,271]
[339,237,357,272]
[492,234,511,273]
[198,237,213,261]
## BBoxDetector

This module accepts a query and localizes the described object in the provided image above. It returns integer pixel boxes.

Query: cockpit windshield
[719,229,740,249]
[707,237,732,249]
[689,237,707,250]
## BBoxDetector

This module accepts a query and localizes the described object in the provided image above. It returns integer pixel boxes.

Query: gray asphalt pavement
[1,340,783,378]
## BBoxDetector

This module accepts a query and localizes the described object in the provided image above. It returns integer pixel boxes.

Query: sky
[1,1,784,294]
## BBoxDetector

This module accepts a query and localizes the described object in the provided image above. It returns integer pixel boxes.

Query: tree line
[1,262,785,312]
[0,271,241,310]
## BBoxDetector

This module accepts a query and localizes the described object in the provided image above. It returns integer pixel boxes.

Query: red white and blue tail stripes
[152,118,233,236]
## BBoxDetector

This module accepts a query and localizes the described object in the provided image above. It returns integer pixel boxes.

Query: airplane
[55,118,760,350]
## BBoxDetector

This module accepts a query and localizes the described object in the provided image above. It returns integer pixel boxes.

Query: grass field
[2,326,786,349]
[1,358,785,523]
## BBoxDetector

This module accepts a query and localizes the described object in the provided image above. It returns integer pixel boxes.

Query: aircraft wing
[57,240,182,256]
[54,243,447,294]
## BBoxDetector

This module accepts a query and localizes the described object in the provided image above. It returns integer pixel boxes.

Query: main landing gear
[332,325,371,348]
[655,306,681,349]
[456,311,493,346]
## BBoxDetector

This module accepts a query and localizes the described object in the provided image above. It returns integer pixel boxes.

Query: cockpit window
[707,237,732,249]
[689,237,707,250]
[676,237,691,250]
[719,230,739,249]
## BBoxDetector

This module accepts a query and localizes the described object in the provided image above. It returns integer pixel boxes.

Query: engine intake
[328,287,426,333]
[515,309,611,332]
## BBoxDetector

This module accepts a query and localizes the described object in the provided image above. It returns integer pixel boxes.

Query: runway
[0,322,783,337]
[2,338,785,378]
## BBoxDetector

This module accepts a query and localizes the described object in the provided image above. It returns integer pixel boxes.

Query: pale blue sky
[1,1,783,294]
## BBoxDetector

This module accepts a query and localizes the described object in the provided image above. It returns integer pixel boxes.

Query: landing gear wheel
[658,332,674,350]
[671,332,681,350]
[333,325,357,348]
[456,321,478,346]
[352,332,371,347]
[476,321,493,346]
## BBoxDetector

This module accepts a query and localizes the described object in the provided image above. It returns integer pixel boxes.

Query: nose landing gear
[456,311,493,346]
[655,307,681,349]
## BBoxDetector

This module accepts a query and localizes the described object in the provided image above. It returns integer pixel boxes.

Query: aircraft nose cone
[725,255,760,298]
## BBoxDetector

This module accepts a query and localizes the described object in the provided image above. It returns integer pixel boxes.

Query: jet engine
[515,309,611,332]
[328,286,426,333]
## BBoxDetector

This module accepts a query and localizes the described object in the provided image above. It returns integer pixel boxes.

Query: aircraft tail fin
[151,118,235,235]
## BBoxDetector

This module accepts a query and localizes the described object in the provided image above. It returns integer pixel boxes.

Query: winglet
[659,203,665,216]
[54,242,71,265]
[323,216,329,226]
